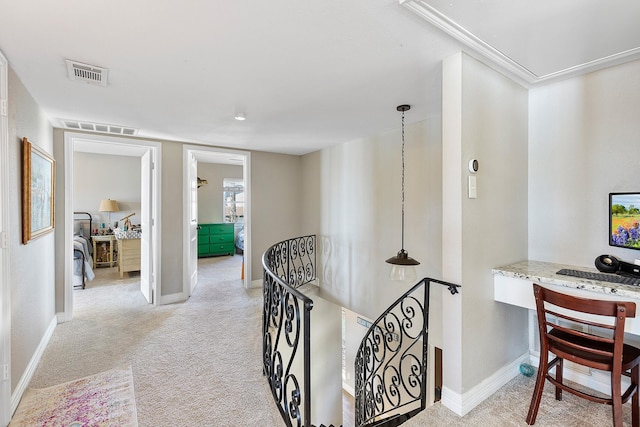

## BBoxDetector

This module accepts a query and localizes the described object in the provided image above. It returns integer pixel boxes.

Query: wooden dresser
[117,238,141,278]
[198,223,234,257]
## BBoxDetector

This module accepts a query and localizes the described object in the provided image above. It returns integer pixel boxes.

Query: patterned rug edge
[9,366,138,427]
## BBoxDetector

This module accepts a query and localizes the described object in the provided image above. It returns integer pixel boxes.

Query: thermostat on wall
[468,159,479,173]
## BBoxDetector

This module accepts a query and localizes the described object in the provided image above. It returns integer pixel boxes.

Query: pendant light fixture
[386,104,420,282]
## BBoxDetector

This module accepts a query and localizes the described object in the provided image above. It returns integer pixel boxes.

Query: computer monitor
[610,192,640,250]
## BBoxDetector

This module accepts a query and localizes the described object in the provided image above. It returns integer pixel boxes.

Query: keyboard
[556,269,640,286]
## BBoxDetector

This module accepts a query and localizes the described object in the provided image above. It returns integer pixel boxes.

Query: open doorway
[182,145,251,296]
[63,132,161,321]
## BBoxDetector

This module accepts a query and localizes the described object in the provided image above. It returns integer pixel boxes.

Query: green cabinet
[198,223,235,257]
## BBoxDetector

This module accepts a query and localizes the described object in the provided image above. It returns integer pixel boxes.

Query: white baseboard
[250,278,262,289]
[441,352,529,416]
[159,291,188,305]
[527,353,621,397]
[11,316,57,416]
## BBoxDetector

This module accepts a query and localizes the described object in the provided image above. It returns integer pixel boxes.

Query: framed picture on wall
[610,192,640,250]
[22,137,56,244]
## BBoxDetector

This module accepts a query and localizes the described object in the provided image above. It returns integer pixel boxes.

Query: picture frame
[609,192,640,251]
[22,137,55,244]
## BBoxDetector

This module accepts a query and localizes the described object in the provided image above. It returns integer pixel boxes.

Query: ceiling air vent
[65,60,108,87]
[60,119,138,136]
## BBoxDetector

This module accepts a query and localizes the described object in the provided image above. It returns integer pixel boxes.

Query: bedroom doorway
[182,145,251,296]
[63,132,161,321]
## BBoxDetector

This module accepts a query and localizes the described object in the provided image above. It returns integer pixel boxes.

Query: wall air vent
[65,60,108,87]
[60,119,138,136]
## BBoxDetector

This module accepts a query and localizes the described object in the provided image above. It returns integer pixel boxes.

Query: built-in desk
[495,260,640,300]
[493,260,640,394]
[493,260,640,333]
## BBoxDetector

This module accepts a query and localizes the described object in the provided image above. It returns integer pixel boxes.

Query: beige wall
[529,58,640,266]
[250,151,302,280]
[302,118,443,321]
[196,163,242,224]
[51,133,302,302]
[7,67,54,392]
[10,50,640,422]
[300,114,446,410]
[442,53,528,410]
[73,152,141,229]
[158,141,183,296]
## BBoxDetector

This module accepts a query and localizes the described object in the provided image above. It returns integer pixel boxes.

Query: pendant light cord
[387,104,419,268]
[401,109,406,251]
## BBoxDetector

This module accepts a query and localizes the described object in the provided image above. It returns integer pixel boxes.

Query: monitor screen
[610,192,640,250]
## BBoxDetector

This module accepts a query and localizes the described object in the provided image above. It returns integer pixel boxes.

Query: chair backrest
[532,284,636,368]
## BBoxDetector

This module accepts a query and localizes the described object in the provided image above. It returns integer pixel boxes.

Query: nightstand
[92,235,116,268]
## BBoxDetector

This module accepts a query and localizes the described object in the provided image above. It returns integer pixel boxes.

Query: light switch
[468,176,477,199]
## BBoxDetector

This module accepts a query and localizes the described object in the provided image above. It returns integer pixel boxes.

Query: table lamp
[99,199,119,232]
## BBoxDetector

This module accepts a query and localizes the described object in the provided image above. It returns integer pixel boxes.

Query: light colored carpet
[10,366,137,427]
[19,255,634,426]
[346,373,633,427]
[404,371,633,427]
[25,255,282,426]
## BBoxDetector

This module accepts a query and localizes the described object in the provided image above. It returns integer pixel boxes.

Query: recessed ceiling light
[234,112,246,121]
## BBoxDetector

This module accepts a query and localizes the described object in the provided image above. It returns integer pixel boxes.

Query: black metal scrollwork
[355,278,460,427]
[263,236,317,427]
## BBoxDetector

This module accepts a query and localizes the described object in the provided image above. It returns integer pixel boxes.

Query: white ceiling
[0,0,638,155]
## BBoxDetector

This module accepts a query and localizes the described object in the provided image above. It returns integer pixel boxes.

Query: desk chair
[527,284,640,426]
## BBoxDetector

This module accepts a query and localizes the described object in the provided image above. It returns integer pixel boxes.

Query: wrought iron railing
[354,278,460,427]
[265,235,317,288]
[263,235,317,427]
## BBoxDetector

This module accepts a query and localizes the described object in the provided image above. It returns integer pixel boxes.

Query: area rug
[10,366,138,427]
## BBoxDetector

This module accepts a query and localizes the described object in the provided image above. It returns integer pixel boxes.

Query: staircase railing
[263,235,317,427]
[354,278,460,427]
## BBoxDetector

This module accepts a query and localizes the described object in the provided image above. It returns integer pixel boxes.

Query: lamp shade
[386,248,420,282]
[389,264,417,282]
[99,199,119,212]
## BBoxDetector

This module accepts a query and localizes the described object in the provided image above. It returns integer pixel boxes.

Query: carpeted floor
[25,255,282,426]
[404,373,634,427]
[18,254,636,426]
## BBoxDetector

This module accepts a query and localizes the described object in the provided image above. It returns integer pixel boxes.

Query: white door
[188,152,198,295]
[140,150,153,303]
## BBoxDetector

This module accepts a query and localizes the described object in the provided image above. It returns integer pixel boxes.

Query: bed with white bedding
[73,212,95,289]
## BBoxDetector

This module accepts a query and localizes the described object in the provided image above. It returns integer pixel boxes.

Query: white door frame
[0,48,11,427]
[63,132,162,321]
[139,150,154,303]
[182,145,251,295]
[185,150,198,295]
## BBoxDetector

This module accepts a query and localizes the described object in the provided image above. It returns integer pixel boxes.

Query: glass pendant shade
[386,249,419,282]
[389,264,417,282]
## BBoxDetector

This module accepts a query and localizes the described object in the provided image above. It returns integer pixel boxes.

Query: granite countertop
[492,260,640,300]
